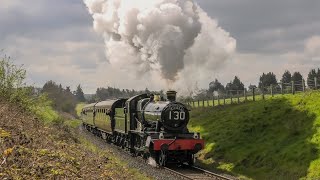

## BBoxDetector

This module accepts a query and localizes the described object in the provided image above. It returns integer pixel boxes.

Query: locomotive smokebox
[166,91,177,102]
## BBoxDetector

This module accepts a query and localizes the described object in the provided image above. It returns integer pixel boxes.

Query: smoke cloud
[84,0,236,87]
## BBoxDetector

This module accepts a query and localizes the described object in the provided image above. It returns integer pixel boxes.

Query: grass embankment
[189,91,320,180]
[0,100,150,179]
[190,94,284,108]
[0,56,149,179]
[76,103,85,117]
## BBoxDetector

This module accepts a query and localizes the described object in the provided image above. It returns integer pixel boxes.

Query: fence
[187,78,320,108]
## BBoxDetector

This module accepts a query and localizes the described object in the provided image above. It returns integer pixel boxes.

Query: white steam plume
[84,0,236,88]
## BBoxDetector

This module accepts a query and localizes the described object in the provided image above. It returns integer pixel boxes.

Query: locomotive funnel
[166,91,177,102]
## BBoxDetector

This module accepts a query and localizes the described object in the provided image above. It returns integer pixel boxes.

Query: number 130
[169,111,185,120]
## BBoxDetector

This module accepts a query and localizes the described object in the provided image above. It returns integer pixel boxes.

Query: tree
[42,80,77,115]
[248,84,257,92]
[281,70,292,84]
[225,76,244,94]
[292,72,303,82]
[232,76,245,90]
[307,69,317,88]
[75,84,86,102]
[307,69,320,88]
[209,79,225,94]
[194,89,210,100]
[258,72,277,89]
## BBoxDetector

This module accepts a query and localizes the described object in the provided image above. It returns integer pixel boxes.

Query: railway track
[164,165,235,180]
[83,126,235,180]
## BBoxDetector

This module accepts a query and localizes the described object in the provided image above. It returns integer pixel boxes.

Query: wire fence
[187,77,320,108]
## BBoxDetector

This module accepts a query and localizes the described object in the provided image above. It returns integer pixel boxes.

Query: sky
[1,0,320,94]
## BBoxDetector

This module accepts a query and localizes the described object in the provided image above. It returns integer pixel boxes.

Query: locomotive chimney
[166,91,177,102]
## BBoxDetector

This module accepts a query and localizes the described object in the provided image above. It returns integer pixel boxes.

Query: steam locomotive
[81,91,204,166]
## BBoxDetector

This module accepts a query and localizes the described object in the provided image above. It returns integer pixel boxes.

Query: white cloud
[305,36,320,57]
[1,0,320,95]
[217,35,320,87]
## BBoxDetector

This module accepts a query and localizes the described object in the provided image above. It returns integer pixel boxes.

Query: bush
[0,55,27,103]
[0,54,59,123]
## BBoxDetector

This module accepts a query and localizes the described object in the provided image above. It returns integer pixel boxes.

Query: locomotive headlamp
[159,133,164,139]
[193,133,199,139]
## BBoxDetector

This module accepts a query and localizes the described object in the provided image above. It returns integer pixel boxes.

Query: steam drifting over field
[84,0,236,89]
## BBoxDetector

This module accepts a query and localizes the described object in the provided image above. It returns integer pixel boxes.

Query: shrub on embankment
[0,55,149,179]
[189,91,320,180]
[0,55,59,123]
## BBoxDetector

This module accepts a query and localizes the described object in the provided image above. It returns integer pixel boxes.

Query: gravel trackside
[79,126,183,180]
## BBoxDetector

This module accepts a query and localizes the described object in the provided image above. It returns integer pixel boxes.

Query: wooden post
[230,93,233,104]
[253,87,256,101]
[281,81,284,95]
[271,84,273,97]
[315,77,318,90]
[212,96,215,107]
[244,89,247,102]
[292,81,295,95]
[237,91,240,103]
[302,79,305,92]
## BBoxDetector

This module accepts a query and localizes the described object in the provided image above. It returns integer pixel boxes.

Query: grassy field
[76,103,86,117]
[189,93,291,108]
[189,91,320,180]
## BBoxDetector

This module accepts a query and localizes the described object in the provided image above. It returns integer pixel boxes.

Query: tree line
[203,68,320,98]
[40,80,161,114]
[41,68,320,112]
[41,81,85,115]
[88,87,163,103]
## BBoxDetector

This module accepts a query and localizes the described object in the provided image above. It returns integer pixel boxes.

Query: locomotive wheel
[158,150,167,167]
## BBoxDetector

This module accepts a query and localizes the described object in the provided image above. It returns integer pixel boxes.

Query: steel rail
[164,165,235,180]
[192,166,234,180]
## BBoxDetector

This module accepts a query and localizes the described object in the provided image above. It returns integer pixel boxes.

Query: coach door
[124,102,130,133]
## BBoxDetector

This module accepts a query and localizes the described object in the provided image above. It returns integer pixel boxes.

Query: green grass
[76,103,86,117]
[64,119,82,128]
[33,103,60,124]
[190,93,288,108]
[189,90,320,180]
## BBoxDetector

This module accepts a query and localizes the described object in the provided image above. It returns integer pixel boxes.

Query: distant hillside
[189,91,320,180]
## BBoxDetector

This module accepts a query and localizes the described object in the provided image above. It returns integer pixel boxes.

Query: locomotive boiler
[81,91,204,166]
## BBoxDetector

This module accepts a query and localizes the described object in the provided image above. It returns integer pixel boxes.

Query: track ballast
[164,165,235,180]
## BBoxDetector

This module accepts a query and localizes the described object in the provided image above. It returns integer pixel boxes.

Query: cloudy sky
[1,0,320,93]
